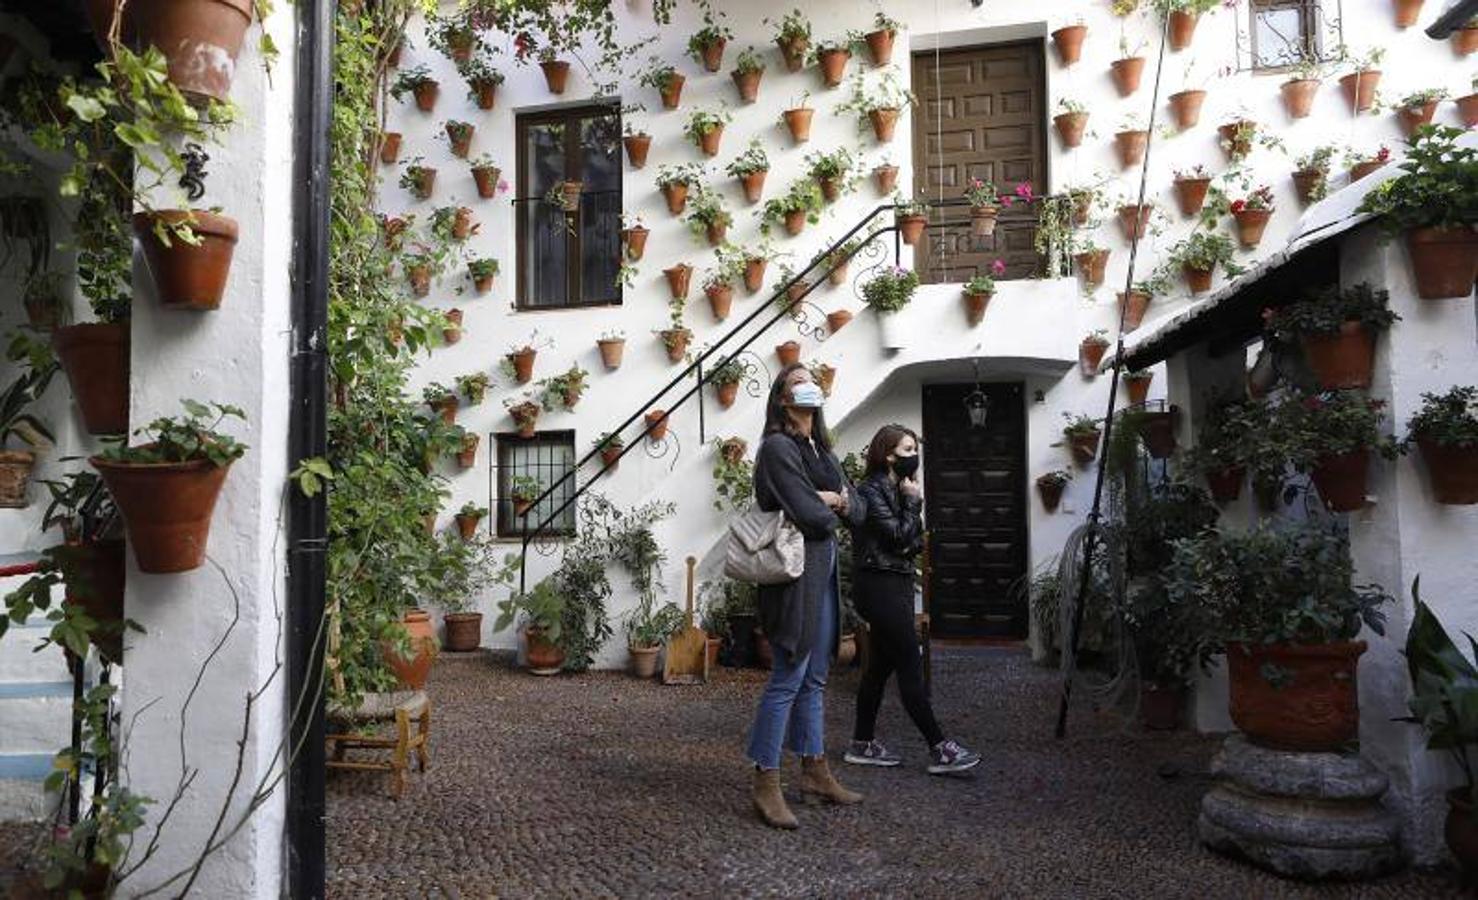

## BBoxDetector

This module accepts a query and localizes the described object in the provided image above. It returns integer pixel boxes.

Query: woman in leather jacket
[844,424,981,775]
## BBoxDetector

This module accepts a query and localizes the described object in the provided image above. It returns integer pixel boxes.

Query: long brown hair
[864,423,918,476]
[762,362,832,452]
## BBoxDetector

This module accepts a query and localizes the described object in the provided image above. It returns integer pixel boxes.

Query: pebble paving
[323,646,1464,899]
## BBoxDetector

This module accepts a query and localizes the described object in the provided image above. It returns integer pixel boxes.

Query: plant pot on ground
[133,211,238,310]
[443,612,482,652]
[90,401,245,573]
[496,580,566,674]
[382,608,439,690]
[1405,385,1478,504]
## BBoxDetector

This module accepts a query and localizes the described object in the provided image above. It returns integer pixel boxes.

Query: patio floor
[324,646,1462,899]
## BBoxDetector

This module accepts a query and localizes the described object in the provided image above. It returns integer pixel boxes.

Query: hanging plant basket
[1050,24,1086,65]
[406,263,430,297]
[53,322,129,435]
[663,264,692,300]
[472,164,500,199]
[1301,321,1374,390]
[1118,290,1152,332]
[471,80,498,110]
[412,80,440,112]
[1415,437,1478,504]
[1339,70,1381,112]
[456,433,479,469]
[1392,0,1425,26]
[622,225,649,260]
[446,122,474,157]
[1350,158,1386,182]
[877,311,907,350]
[91,452,233,573]
[1310,449,1371,512]
[1075,248,1108,287]
[1226,641,1366,751]
[428,394,458,426]
[131,0,253,103]
[817,48,850,87]
[660,73,686,109]
[645,409,670,441]
[509,348,537,384]
[782,108,814,143]
[133,210,239,311]
[897,214,927,245]
[540,59,571,94]
[1281,79,1319,119]
[622,133,651,169]
[597,338,625,371]
[1168,10,1199,50]
[1110,57,1145,96]
[1173,176,1211,217]
[1167,89,1205,128]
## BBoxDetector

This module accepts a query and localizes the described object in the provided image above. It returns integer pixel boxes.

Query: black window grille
[493,430,577,538]
[1239,0,1343,72]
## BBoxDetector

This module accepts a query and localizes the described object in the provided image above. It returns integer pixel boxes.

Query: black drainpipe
[287,0,332,896]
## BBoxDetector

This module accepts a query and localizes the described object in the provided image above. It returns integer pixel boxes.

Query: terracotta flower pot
[1124,372,1152,406]
[1458,93,1478,127]
[1339,70,1381,112]
[1281,78,1319,119]
[864,28,895,66]
[1168,10,1199,50]
[623,133,651,169]
[662,330,691,363]
[0,451,35,508]
[384,609,438,689]
[472,165,500,199]
[1072,192,1096,226]
[1069,430,1102,465]
[446,123,473,158]
[699,38,726,73]
[786,281,810,306]
[661,182,689,216]
[407,264,430,298]
[783,209,807,236]
[429,395,458,426]
[91,454,232,573]
[869,108,900,143]
[510,348,536,383]
[451,207,473,240]
[962,290,991,326]
[53,322,129,435]
[1301,321,1374,390]
[1310,448,1371,512]
[715,381,739,409]
[629,645,661,678]
[705,221,728,246]
[443,612,482,652]
[697,125,724,157]
[131,0,253,102]
[600,445,624,469]
[133,210,238,310]
[1118,204,1152,240]
[1218,121,1255,160]
[1075,248,1109,287]
[1392,0,1424,26]
[1173,177,1211,217]
[379,132,401,164]
[664,264,692,300]
[817,177,841,203]
[1350,159,1386,182]
[1115,130,1148,168]
[744,257,767,293]
[1168,89,1205,128]
[1205,466,1245,503]
[412,80,439,111]
[1052,111,1087,148]
[1226,641,1366,751]
[1233,208,1272,248]
[442,308,463,345]
[472,80,498,110]
[540,59,570,94]
[873,165,899,194]
[1183,265,1213,294]
[1138,409,1178,459]
[732,68,762,103]
[597,338,625,371]
[1416,437,1478,504]
[775,341,801,367]
[1036,477,1066,512]
[525,625,565,675]
[1118,290,1152,332]
[778,36,809,71]
[659,73,685,109]
[406,167,435,199]
[827,261,849,286]
[1397,101,1439,138]
[898,214,927,245]
[1291,168,1327,206]
[455,513,481,540]
[623,226,649,261]
[1051,24,1086,65]
[1110,57,1145,96]
[818,48,850,87]
[1079,339,1108,377]
[59,540,127,664]
[1455,26,1478,56]
[705,284,734,321]
[970,206,999,238]
[739,170,768,204]
[455,432,478,468]
[508,402,540,438]
[783,108,814,143]
[645,410,669,441]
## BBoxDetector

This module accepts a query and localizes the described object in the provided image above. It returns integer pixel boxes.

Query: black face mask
[890,454,920,479]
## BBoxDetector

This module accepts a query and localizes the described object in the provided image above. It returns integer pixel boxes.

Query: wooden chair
[326,690,431,798]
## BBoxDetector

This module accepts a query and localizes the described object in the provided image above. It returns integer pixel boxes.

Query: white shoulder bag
[723,505,804,585]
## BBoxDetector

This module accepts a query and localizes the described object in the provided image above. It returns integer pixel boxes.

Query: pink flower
[1375,146,1391,162]
[1015,181,1034,201]
[1000,196,1014,207]
[497,179,510,194]
[991,259,1007,276]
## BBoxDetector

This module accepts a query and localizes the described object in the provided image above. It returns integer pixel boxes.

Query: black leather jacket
[853,473,924,575]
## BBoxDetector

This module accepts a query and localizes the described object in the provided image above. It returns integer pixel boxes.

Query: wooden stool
[326,690,430,798]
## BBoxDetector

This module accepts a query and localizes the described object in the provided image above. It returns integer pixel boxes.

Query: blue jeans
[745,545,838,770]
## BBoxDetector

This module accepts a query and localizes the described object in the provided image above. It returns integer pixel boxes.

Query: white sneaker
[843,739,902,767]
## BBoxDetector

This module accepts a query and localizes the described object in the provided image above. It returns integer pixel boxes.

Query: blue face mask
[789,382,826,409]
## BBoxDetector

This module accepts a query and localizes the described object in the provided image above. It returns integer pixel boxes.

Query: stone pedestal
[1198,735,1403,880]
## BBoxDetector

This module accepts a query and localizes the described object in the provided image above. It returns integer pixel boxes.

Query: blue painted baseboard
[0,753,53,779]
[0,681,73,700]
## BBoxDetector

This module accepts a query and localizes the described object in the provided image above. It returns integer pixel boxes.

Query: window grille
[493,430,577,538]
[1237,0,1343,72]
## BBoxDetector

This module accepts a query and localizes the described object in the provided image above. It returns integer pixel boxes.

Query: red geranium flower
[1229,199,1247,214]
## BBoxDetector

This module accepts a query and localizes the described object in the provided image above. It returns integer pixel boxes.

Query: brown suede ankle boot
[752,768,799,829]
[799,755,863,805]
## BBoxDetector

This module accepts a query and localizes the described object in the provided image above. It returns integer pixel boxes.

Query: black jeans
[852,569,945,748]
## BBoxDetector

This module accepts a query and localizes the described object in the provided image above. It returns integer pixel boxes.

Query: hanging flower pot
[1035,475,1068,512]
[1455,25,1478,55]
[783,108,814,143]
[827,309,853,332]
[1167,89,1205,128]
[1068,429,1102,465]
[1393,0,1424,26]
[133,210,238,311]
[660,73,686,109]
[412,79,440,112]
[661,182,690,216]
[508,401,540,438]
[1397,101,1439,139]
[407,263,430,298]
[131,0,253,103]
[1205,466,1245,503]
[451,206,474,239]
[826,259,850,285]
[442,308,463,345]
[705,283,734,321]
[1182,265,1213,295]
[877,311,907,351]
[661,328,692,363]
[384,609,439,689]
[1079,337,1108,377]
[509,348,537,384]
[970,205,1000,237]
[622,133,651,169]
[1118,290,1152,332]
[775,341,801,367]
[1117,204,1152,240]
[645,409,670,441]
[91,452,233,574]
[873,164,899,194]
[380,132,402,164]
[732,68,763,103]
[1310,449,1370,512]
[471,164,500,199]
[53,322,129,435]
[1281,79,1320,119]
[740,170,768,204]
[0,451,36,508]
[817,48,851,87]
[865,28,895,66]
[663,264,692,300]
[897,213,928,245]
[445,121,474,157]
[1301,321,1374,390]
[1226,641,1366,751]
[1291,168,1327,206]
[744,257,767,293]
[597,337,625,371]
[1173,176,1211,217]
[698,125,724,157]
[816,176,842,204]
[1217,121,1256,160]
[1458,92,1478,127]
[1405,227,1478,299]
[1051,110,1088,148]
[777,35,809,71]
[1051,24,1087,65]
[715,380,739,409]
[962,289,991,326]
[1138,409,1178,459]
[1123,371,1153,406]
[783,209,807,236]
[456,432,479,469]
[1075,248,1109,287]
[623,225,649,261]
[813,364,836,397]
[1071,190,1096,226]
[1339,70,1381,112]
[405,166,436,199]
[1110,57,1145,96]
[1349,158,1387,182]
[598,441,624,470]
[428,393,458,426]
[1415,437,1478,504]
[705,221,728,246]
[58,540,126,664]
[786,280,810,306]
[869,108,900,143]
[1233,208,1272,248]
[699,38,727,73]
[470,79,498,110]
[1167,10,1199,50]
[540,59,571,94]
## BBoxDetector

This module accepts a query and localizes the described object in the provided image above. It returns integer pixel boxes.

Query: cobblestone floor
[324,646,1463,899]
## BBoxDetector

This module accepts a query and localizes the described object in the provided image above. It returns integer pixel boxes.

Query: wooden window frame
[514,103,622,311]
[493,429,578,539]
[1248,0,1325,72]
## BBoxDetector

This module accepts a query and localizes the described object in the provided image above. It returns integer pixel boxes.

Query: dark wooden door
[922,382,1029,638]
[911,42,1047,285]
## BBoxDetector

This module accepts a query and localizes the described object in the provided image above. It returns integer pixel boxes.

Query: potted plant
[391,65,439,112]
[702,258,742,321]
[862,265,919,350]
[508,474,543,518]
[454,501,487,541]
[769,9,812,71]
[400,158,436,200]
[645,409,671,442]
[743,240,776,293]
[1051,19,1087,66]
[874,157,900,194]
[1291,146,1336,205]
[724,139,770,203]
[893,195,929,245]
[1348,145,1391,183]
[655,163,704,216]
[684,107,731,157]
[836,71,915,143]
[1117,201,1154,240]
[1168,84,1207,129]
[1229,184,1275,248]
[1168,232,1240,295]
[538,365,589,412]
[1404,385,1478,504]
[1396,88,1448,138]
[659,295,693,363]
[597,330,626,371]
[1337,47,1384,113]
[428,15,478,62]
[1216,118,1259,162]
[1053,98,1089,148]
[859,10,899,66]
[1123,369,1154,406]
[663,262,693,300]
[731,46,766,103]
[1263,283,1397,390]
[962,261,1006,326]
[422,383,458,425]
[504,333,548,384]
[494,579,566,674]
[1061,413,1102,464]
[1357,126,1478,299]
[639,59,685,110]
[1170,165,1213,217]
[537,48,572,94]
[821,240,860,286]
[0,357,55,508]
[1074,242,1110,289]
[456,372,490,406]
[709,356,746,408]
[1115,115,1149,168]
[1167,523,1392,751]
[127,0,258,101]
[781,92,815,143]
[467,257,499,296]
[685,188,733,246]
[812,35,856,88]
[443,118,474,158]
[1280,56,1324,119]
[620,212,649,261]
[505,396,541,438]
[133,210,239,311]
[626,597,685,678]
[1116,275,1166,332]
[91,400,246,573]
[761,181,823,237]
[1157,0,1217,50]
[775,340,802,367]
[1281,389,1394,513]
[1035,469,1071,511]
[441,308,464,345]
[458,54,504,109]
[687,16,733,72]
[595,432,625,470]
[1110,35,1147,97]
[962,177,1003,237]
[54,181,132,436]
[620,119,653,168]
[1078,330,1110,378]
[802,148,854,203]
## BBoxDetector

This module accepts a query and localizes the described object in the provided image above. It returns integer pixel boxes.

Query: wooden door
[922,383,1029,638]
[911,42,1047,284]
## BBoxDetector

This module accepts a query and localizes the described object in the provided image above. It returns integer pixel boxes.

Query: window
[495,430,577,538]
[515,104,622,309]
[1247,0,1334,71]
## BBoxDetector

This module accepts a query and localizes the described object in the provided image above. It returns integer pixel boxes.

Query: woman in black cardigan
[744,363,865,829]
[844,424,980,775]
